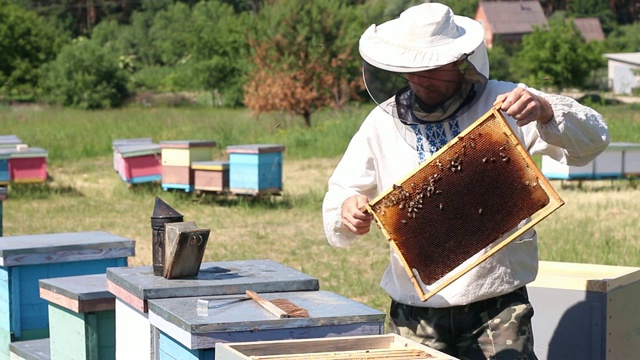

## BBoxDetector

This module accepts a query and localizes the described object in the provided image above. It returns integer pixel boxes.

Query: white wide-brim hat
[359,3,485,73]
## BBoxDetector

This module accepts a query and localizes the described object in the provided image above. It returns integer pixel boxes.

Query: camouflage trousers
[388,286,537,360]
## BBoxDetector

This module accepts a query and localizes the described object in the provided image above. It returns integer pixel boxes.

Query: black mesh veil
[362,56,488,125]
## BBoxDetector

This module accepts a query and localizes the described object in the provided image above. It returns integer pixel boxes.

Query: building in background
[604,52,640,95]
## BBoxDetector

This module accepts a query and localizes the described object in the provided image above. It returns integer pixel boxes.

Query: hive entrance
[367,105,563,301]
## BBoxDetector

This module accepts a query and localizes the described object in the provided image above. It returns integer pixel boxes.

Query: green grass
[1,102,639,313]
[0,104,370,164]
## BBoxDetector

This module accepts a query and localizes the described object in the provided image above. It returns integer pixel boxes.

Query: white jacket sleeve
[523,88,610,166]
[322,117,379,248]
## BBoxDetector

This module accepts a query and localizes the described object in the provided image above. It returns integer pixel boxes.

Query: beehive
[215,334,457,360]
[528,261,640,360]
[192,161,229,192]
[226,144,284,195]
[39,273,116,360]
[112,138,153,172]
[149,291,385,359]
[0,231,134,359]
[367,105,564,301]
[106,260,319,360]
[116,144,162,184]
[8,147,48,184]
[542,141,640,180]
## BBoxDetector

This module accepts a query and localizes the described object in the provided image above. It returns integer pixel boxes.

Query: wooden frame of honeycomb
[366,105,564,302]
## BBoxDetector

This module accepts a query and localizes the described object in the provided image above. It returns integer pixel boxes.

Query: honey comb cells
[368,107,561,299]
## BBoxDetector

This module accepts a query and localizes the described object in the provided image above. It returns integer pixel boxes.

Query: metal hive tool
[366,105,564,302]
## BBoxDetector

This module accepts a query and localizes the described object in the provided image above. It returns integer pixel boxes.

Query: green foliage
[188,1,250,106]
[487,43,517,82]
[566,0,617,34]
[604,22,640,53]
[38,38,130,109]
[244,0,366,126]
[512,18,605,91]
[439,0,479,18]
[0,0,65,96]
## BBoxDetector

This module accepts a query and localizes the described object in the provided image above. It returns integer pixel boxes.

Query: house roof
[573,18,605,42]
[604,52,640,66]
[477,0,547,35]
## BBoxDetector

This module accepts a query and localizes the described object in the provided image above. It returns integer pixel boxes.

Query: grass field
[1,101,639,313]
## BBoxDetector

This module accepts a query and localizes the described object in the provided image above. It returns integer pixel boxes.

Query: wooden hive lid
[226,144,285,154]
[366,105,564,301]
[191,160,229,170]
[160,140,217,149]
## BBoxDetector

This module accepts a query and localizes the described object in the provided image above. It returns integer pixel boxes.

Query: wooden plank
[8,338,50,360]
[105,260,319,304]
[226,144,285,154]
[530,261,640,292]
[115,299,154,360]
[48,304,87,359]
[245,290,289,318]
[39,274,115,313]
[106,280,146,313]
[148,290,385,350]
[215,334,456,360]
[0,232,135,267]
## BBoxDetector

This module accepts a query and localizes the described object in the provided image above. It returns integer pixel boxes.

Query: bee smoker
[150,197,184,276]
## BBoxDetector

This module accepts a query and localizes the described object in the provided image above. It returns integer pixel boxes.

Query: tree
[243,0,364,127]
[511,18,605,91]
[38,38,129,109]
[189,0,250,106]
[604,22,640,52]
[566,0,617,34]
[0,0,64,97]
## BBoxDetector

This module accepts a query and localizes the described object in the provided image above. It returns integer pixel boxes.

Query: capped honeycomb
[367,106,563,301]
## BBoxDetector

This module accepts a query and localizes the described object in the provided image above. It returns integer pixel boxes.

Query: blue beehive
[226,144,285,195]
[0,150,11,185]
[0,187,6,237]
[0,231,135,360]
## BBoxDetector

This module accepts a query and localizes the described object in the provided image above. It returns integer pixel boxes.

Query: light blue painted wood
[158,331,213,360]
[124,174,162,184]
[0,269,10,331]
[0,231,135,267]
[228,152,282,191]
[161,184,194,192]
[48,304,116,360]
[0,231,133,360]
[0,159,8,183]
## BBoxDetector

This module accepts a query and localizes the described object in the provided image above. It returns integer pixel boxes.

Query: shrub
[38,38,129,109]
